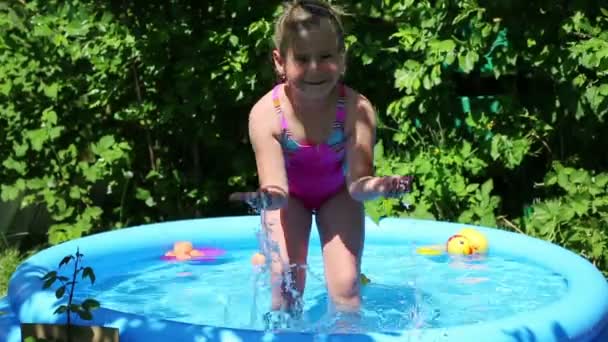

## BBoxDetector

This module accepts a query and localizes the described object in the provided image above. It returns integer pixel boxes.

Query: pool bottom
[7,216,608,341]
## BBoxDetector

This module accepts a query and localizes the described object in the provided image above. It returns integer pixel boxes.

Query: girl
[230,0,412,326]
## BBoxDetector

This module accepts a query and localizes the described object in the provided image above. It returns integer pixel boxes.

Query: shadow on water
[5,263,608,342]
[0,296,20,342]
[502,319,608,342]
[7,263,64,320]
[5,263,384,342]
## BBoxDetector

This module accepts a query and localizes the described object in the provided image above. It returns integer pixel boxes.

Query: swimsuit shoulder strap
[272,83,288,130]
[336,83,346,123]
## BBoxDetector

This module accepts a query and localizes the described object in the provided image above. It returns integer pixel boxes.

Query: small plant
[41,247,100,342]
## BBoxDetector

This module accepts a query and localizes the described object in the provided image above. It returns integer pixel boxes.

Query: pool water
[79,243,568,334]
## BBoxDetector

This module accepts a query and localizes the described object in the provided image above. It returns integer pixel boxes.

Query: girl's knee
[329,270,360,299]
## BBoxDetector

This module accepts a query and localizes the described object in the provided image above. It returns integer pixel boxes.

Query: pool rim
[8,216,608,342]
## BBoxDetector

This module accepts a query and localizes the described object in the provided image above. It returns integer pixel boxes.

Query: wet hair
[273,0,346,57]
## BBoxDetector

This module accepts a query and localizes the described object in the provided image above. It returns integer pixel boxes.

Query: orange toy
[251,252,266,266]
[164,241,206,261]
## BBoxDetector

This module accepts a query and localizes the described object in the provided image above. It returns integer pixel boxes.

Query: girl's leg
[315,187,365,312]
[263,196,312,313]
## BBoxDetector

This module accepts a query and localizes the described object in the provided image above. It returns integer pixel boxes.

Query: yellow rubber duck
[446,234,474,255]
[457,227,489,254]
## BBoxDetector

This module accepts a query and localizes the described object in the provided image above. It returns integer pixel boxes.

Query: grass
[0,247,24,297]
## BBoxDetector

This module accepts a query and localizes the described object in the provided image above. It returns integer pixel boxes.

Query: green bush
[0,0,606,276]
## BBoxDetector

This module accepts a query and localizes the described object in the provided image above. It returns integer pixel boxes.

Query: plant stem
[132,62,156,171]
[119,177,131,226]
[498,216,525,234]
[66,249,80,342]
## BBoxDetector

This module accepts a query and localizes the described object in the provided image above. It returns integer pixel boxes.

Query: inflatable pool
[5,216,608,341]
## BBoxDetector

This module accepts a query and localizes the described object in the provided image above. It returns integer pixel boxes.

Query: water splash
[249,208,306,332]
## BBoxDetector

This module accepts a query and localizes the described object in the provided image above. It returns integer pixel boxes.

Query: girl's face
[273,18,345,99]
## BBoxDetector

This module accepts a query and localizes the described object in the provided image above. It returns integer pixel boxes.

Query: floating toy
[162,241,226,263]
[415,244,444,256]
[251,252,266,266]
[457,227,489,254]
[446,234,474,255]
[415,227,489,257]
[446,227,489,256]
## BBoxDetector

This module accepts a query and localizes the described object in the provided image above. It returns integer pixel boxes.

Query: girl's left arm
[345,92,412,201]
[345,92,382,201]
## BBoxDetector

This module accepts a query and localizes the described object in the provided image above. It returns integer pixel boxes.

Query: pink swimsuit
[272,83,348,211]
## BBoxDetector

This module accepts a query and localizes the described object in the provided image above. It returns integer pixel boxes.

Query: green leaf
[481,179,493,196]
[43,276,57,289]
[43,83,59,99]
[82,267,96,284]
[361,53,373,65]
[594,174,608,187]
[82,299,100,311]
[53,305,68,315]
[452,177,466,197]
[42,108,58,125]
[97,135,116,151]
[466,184,479,193]
[69,186,82,199]
[145,197,157,207]
[13,142,29,157]
[434,39,456,53]
[55,285,66,299]
[458,51,479,73]
[533,200,560,224]
[229,35,239,47]
[1,81,12,95]
[570,194,590,216]
[2,158,27,175]
[460,141,472,156]
[545,172,557,186]
[82,206,103,222]
[558,206,575,222]
[77,309,93,320]
[59,255,73,267]
[1,184,20,201]
[592,243,605,259]
[570,169,589,184]
[135,187,151,201]
[42,271,57,281]
[373,140,384,163]
[422,74,432,90]
[364,199,383,224]
[27,128,47,151]
[557,170,571,191]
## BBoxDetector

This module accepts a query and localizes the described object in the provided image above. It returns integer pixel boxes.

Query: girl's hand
[229,185,287,211]
[376,175,413,198]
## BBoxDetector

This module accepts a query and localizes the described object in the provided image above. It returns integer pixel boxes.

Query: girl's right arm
[229,97,289,210]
